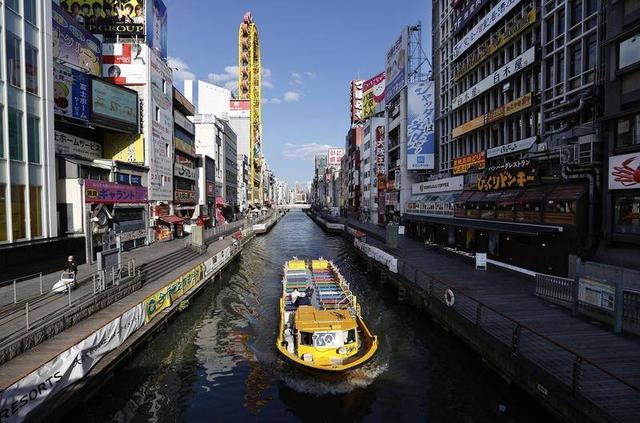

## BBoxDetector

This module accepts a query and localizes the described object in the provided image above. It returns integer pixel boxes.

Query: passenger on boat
[305,284,314,298]
[291,288,304,305]
[284,324,295,354]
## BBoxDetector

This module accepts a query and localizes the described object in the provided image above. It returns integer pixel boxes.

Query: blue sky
[165,0,432,186]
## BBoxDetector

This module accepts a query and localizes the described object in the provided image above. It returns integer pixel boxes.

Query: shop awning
[480,191,503,202]
[440,191,463,202]
[497,189,524,205]
[468,191,486,202]
[402,214,563,235]
[546,183,588,201]
[159,215,184,224]
[516,185,555,203]
[455,190,475,203]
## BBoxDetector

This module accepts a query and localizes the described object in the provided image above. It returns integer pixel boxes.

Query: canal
[70,210,556,422]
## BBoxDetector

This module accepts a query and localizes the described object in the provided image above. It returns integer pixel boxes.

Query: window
[586,35,597,70]
[546,18,555,42]
[624,0,640,15]
[616,114,640,147]
[0,184,6,241]
[586,0,597,15]
[9,108,23,161]
[11,184,26,240]
[25,44,38,95]
[6,0,19,12]
[571,0,583,26]
[6,33,22,87]
[155,106,160,121]
[558,11,565,34]
[24,0,37,24]
[29,185,42,237]
[613,196,640,235]
[570,44,582,77]
[557,52,565,82]
[27,114,39,163]
[619,34,640,69]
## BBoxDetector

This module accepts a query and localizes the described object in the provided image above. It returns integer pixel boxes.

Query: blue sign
[116,173,130,185]
[147,0,168,60]
[131,175,142,186]
[407,81,435,170]
[385,72,405,102]
[53,63,90,122]
[52,2,102,76]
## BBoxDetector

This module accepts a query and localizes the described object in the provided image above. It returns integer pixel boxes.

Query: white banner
[609,152,640,190]
[174,163,197,181]
[453,0,522,60]
[354,238,398,273]
[486,136,537,158]
[412,176,464,194]
[55,131,102,160]
[0,304,145,422]
[452,47,535,110]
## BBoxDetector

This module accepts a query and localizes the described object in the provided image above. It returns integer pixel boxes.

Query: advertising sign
[375,125,386,175]
[407,81,435,170]
[175,189,196,203]
[453,93,533,138]
[412,176,464,194]
[174,110,195,134]
[453,0,523,60]
[477,159,537,191]
[578,277,615,311]
[149,51,174,200]
[55,131,102,160]
[452,0,492,36]
[454,10,537,81]
[65,0,145,37]
[54,63,90,122]
[362,72,386,119]
[609,152,640,190]
[175,137,196,156]
[351,80,364,125]
[385,28,408,101]
[453,151,486,175]
[147,0,168,59]
[85,180,148,204]
[102,43,148,85]
[174,163,197,180]
[207,182,215,197]
[52,2,101,76]
[229,99,250,118]
[103,133,144,163]
[91,78,138,131]
[0,304,145,423]
[452,47,535,110]
[327,147,344,166]
[486,136,537,158]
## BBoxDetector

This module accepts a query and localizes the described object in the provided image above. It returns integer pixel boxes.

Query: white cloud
[289,71,316,86]
[208,65,273,90]
[283,91,300,102]
[167,56,196,84]
[270,97,282,104]
[282,143,336,160]
[306,71,317,79]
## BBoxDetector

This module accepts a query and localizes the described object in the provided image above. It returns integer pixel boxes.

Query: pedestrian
[64,255,78,276]
[291,288,305,306]
[284,324,295,354]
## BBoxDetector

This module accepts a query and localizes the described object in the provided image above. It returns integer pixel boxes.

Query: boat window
[300,332,313,346]
[344,329,356,344]
[313,331,341,347]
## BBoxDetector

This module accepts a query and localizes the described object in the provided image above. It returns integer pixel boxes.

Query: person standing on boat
[284,324,295,354]
[291,288,304,306]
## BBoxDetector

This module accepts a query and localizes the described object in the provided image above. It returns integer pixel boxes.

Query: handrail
[0,272,43,288]
[403,261,640,394]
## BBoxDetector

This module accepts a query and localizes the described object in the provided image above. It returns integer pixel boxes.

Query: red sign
[328,147,344,166]
[84,180,147,204]
[155,204,170,217]
[207,182,215,197]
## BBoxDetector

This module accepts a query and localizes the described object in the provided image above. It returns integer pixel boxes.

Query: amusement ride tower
[238,12,262,205]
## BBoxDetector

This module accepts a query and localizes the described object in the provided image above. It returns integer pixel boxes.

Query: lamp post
[78,179,92,265]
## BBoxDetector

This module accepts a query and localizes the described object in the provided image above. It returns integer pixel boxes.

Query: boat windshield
[312,331,342,348]
[344,329,356,344]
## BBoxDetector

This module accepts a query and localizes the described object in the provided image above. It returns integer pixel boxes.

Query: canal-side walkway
[308,211,640,422]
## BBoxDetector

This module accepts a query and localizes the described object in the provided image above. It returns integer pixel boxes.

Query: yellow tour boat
[276,258,378,372]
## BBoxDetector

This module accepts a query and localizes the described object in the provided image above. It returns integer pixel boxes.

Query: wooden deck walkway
[330,215,640,422]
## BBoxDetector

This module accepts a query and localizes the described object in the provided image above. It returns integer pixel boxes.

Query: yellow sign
[453,151,486,175]
[452,93,533,139]
[174,137,195,156]
[144,264,205,323]
[103,133,144,163]
[454,9,536,81]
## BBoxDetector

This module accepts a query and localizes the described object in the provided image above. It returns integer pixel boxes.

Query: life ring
[444,289,455,307]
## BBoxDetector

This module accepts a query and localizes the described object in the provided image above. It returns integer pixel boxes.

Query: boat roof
[294,306,356,332]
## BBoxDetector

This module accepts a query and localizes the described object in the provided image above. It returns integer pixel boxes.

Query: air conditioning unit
[577,135,601,164]
[559,146,576,164]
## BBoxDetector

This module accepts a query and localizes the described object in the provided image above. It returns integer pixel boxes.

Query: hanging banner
[54,63,90,122]
[477,159,537,191]
[385,28,408,101]
[407,81,435,170]
[453,151,486,175]
[52,2,101,76]
[452,47,535,110]
[144,264,205,323]
[102,43,148,85]
[0,304,145,423]
[453,0,523,60]
[362,72,386,119]
[55,131,102,160]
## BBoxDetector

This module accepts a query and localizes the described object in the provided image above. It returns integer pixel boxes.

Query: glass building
[0,0,55,244]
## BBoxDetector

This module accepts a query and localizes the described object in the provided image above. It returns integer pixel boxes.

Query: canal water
[71,210,556,422]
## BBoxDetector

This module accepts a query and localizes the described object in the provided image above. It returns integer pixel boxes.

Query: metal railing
[396,260,640,422]
[0,272,45,308]
[535,273,574,304]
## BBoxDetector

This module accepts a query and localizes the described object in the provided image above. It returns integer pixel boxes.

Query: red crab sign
[609,153,640,190]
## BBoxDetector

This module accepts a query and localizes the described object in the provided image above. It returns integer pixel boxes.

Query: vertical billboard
[385,28,408,102]
[52,2,101,76]
[147,0,168,60]
[63,1,145,37]
[327,147,344,167]
[375,125,386,175]
[407,81,435,170]
[102,43,148,85]
[350,80,364,126]
[53,63,90,122]
[149,51,174,200]
[362,72,385,119]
